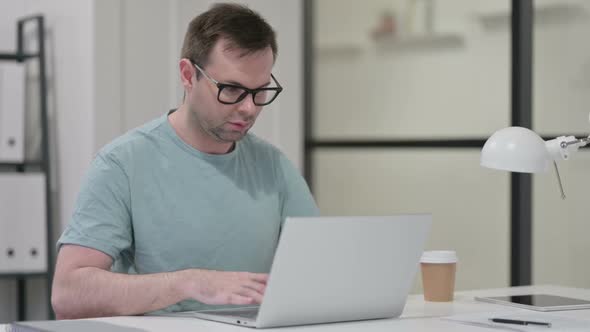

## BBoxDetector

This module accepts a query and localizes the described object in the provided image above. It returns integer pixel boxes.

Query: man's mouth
[228,121,249,129]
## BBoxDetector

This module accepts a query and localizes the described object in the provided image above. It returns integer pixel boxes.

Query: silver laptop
[165,214,431,328]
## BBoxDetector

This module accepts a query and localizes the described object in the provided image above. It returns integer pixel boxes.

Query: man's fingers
[237,287,264,304]
[228,294,255,305]
[194,270,269,305]
[245,280,266,293]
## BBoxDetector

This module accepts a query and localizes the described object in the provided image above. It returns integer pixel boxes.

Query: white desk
[3,285,590,331]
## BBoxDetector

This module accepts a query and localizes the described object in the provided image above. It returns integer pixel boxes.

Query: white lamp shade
[480,127,551,173]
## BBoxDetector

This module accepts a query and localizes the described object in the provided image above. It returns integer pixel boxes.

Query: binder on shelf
[0,173,47,273]
[0,62,26,163]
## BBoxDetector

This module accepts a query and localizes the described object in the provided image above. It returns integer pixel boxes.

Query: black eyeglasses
[192,62,283,106]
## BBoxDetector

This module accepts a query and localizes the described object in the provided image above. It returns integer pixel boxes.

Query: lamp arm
[560,136,590,148]
[545,134,588,200]
[545,135,589,162]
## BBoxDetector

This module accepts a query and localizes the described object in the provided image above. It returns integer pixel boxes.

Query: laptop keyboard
[211,308,259,319]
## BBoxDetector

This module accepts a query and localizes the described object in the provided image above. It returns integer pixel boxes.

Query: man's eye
[224,86,243,94]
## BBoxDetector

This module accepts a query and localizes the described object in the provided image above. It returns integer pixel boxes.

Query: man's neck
[168,105,234,155]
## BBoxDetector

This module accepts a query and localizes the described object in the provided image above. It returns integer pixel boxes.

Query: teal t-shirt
[57,111,319,312]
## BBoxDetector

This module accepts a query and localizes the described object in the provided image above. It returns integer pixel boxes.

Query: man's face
[187,39,275,143]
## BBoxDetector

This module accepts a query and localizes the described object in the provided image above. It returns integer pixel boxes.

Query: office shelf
[0,272,48,279]
[374,33,464,52]
[315,44,363,58]
[476,3,588,29]
[0,161,43,168]
[0,15,54,321]
[0,53,38,61]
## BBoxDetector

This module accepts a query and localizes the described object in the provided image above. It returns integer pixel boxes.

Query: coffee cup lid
[420,250,458,264]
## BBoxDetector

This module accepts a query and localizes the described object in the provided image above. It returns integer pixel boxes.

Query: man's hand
[182,270,269,305]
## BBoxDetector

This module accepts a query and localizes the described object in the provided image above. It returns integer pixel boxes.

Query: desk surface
[3,285,590,331]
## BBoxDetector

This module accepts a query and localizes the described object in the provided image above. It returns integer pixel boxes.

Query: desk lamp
[480,114,590,199]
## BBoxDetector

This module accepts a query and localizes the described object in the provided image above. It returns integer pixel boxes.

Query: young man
[51,3,318,319]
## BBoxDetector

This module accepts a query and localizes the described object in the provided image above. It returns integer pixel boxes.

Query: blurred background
[0,0,589,323]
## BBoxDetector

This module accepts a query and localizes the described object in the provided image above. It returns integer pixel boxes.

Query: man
[51,3,318,319]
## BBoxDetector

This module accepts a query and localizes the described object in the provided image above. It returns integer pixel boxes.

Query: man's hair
[181,3,278,69]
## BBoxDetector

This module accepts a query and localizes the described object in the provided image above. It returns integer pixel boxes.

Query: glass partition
[311,0,512,290]
[313,0,511,140]
[313,149,510,291]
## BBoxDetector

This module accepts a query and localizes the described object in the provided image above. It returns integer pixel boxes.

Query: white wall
[94,0,123,152]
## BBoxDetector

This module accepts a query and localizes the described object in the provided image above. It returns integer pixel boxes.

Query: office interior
[0,0,589,323]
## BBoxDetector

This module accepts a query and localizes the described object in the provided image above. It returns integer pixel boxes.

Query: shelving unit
[315,44,363,58]
[315,33,464,57]
[476,3,587,29]
[0,15,54,321]
[374,33,464,52]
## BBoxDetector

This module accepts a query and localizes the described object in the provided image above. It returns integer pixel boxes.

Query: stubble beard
[209,126,249,143]
[188,103,254,144]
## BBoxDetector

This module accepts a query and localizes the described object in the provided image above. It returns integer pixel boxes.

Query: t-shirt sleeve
[57,152,133,261]
[278,152,320,220]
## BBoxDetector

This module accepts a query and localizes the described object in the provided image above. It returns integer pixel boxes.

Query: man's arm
[51,245,268,319]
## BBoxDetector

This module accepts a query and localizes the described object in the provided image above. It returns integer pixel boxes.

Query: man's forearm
[52,267,192,319]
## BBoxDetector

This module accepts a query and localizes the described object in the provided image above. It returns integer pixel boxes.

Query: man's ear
[179,58,195,90]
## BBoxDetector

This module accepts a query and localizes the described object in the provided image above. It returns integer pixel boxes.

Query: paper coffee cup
[420,250,457,302]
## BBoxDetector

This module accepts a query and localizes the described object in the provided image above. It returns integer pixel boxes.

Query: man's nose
[237,94,257,114]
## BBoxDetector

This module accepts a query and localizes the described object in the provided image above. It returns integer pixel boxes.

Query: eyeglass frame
[191,60,283,106]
